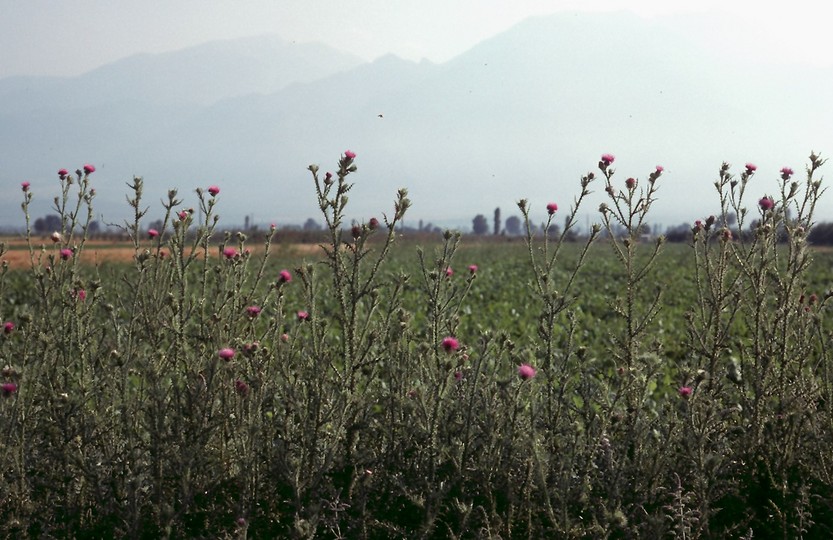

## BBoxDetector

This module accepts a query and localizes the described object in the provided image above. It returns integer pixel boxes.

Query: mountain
[2,12,832,231]
[0,34,364,113]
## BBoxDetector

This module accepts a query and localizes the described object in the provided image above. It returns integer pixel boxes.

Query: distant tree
[303,218,322,231]
[472,214,489,235]
[504,215,521,236]
[87,221,101,235]
[33,214,61,234]
[664,223,692,243]
[493,207,501,236]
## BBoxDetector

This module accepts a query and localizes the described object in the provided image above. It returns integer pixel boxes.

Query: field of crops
[2,154,833,538]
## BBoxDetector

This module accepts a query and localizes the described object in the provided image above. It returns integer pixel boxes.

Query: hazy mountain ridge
[1,12,831,230]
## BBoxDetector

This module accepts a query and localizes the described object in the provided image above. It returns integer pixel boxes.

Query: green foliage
[1,152,832,538]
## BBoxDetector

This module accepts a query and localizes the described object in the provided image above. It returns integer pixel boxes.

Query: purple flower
[218,348,235,361]
[75,289,87,302]
[83,164,95,174]
[3,321,14,334]
[148,228,159,238]
[445,266,454,278]
[1,382,17,398]
[222,247,237,259]
[177,210,188,221]
[780,167,794,180]
[344,150,356,160]
[441,336,460,353]
[546,202,558,215]
[277,269,292,283]
[368,217,379,230]
[60,248,73,261]
[759,196,775,211]
[246,305,262,318]
[518,363,537,380]
[58,168,69,179]
[468,264,478,274]
[679,386,693,398]
[600,153,615,166]
[21,181,30,192]
[234,380,250,397]
[655,165,664,173]
[297,310,310,321]
[626,177,636,189]
[745,163,757,173]
[207,185,220,196]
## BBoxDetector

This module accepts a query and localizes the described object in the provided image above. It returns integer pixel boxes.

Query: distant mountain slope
[2,12,831,230]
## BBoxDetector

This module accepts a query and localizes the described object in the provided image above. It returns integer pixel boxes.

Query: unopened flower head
[218,348,235,361]
[441,336,460,353]
[546,202,558,215]
[207,185,220,196]
[368,217,379,230]
[234,380,250,397]
[518,363,537,380]
[83,164,96,174]
[626,177,636,189]
[246,305,262,318]
[278,269,292,283]
[51,231,62,243]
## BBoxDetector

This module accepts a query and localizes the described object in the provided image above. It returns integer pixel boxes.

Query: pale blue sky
[1,0,831,78]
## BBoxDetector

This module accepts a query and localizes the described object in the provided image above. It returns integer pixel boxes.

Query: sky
[2,0,833,79]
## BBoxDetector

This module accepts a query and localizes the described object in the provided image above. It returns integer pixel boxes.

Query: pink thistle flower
[600,153,615,166]
[222,247,237,259]
[518,363,537,380]
[1,382,17,398]
[83,164,95,174]
[277,269,292,283]
[234,380,250,397]
[454,371,463,382]
[297,310,310,321]
[218,348,235,361]
[21,181,30,192]
[280,333,290,343]
[780,167,794,180]
[148,228,159,238]
[76,289,87,302]
[177,210,188,221]
[655,165,664,173]
[758,196,775,211]
[60,248,73,261]
[351,225,362,239]
[207,185,220,196]
[369,217,379,230]
[445,266,454,278]
[745,163,757,173]
[245,305,262,318]
[441,336,460,353]
[468,264,478,274]
[546,202,558,215]
[344,150,356,160]
[679,386,693,398]
[324,172,333,185]
[3,321,14,334]
[58,168,69,179]
[694,220,703,231]
[625,177,636,189]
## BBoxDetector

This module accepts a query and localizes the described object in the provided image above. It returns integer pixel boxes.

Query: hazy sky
[2,0,832,78]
